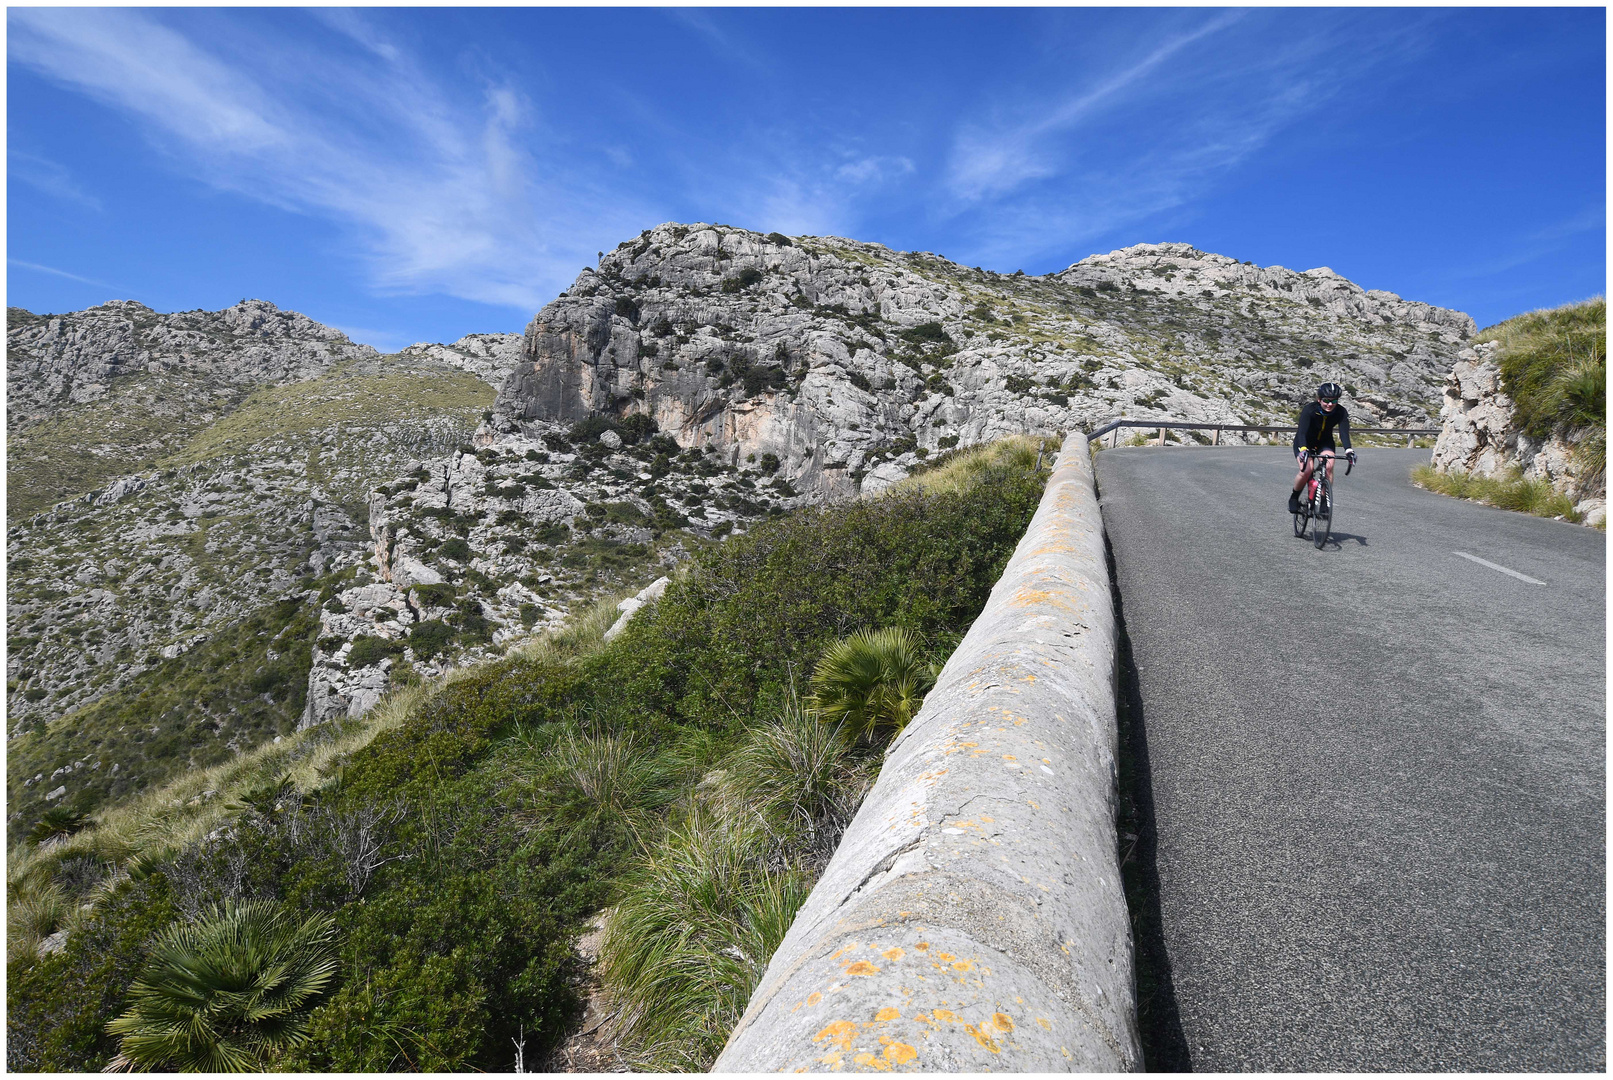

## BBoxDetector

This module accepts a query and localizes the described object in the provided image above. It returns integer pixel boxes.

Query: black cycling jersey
[1293,400,1352,455]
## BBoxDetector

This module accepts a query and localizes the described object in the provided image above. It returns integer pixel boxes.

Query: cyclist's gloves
[1346,449,1357,461]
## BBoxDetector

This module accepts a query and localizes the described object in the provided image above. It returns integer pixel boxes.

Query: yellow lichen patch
[816,1020,860,1050]
[964,1024,1002,1052]
[951,959,974,972]
[991,1012,1015,1032]
[793,1001,803,1012]
[1036,1018,1052,1031]
[931,951,956,965]
[844,961,881,977]
[932,1009,960,1024]
[818,1049,845,1069]
[914,941,930,951]
[852,1051,889,1071]
[884,1041,918,1066]
[882,947,906,962]
[807,991,824,1007]
[830,945,857,962]
[874,1006,902,1022]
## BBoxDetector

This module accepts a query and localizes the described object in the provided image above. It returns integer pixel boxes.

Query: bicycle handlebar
[1301,449,1355,475]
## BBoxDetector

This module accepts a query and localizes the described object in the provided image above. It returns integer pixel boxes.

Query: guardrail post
[1156,426,1164,446]
[1212,426,1221,446]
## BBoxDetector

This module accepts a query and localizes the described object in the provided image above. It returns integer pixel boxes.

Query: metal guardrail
[1086,419,1440,448]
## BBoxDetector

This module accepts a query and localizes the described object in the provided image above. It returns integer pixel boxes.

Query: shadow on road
[1291,525,1369,549]
[1107,533,1193,1071]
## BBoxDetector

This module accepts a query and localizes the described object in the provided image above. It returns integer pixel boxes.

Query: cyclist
[1289,382,1356,514]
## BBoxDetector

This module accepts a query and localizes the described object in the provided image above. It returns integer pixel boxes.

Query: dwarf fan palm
[105,899,337,1072]
[808,627,938,743]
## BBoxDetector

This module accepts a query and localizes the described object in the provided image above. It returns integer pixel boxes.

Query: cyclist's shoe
[1288,490,1301,514]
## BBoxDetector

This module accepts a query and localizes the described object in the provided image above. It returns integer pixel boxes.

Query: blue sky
[7,7,1605,351]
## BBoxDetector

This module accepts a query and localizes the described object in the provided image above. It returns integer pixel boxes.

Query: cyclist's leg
[1292,452,1314,492]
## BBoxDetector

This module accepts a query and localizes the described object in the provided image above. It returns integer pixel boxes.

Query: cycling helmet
[1317,382,1342,402]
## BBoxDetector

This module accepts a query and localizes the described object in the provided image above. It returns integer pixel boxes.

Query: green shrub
[436,537,472,562]
[104,899,337,1072]
[28,805,91,845]
[7,595,320,839]
[346,635,404,669]
[720,267,764,293]
[899,321,952,345]
[413,583,457,608]
[808,627,938,743]
[7,876,179,1072]
[408,619,455,661]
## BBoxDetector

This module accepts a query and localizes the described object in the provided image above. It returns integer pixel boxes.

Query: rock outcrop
[488,226,1475,499]
[7,298,375,427]
[398,332,525,390]
[1430,342,1606,524]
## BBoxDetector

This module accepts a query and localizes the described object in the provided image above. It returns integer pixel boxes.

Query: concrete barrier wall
[714,432,1137,1073]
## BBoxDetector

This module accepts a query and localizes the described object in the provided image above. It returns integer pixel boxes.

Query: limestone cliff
[488,225,1475,497]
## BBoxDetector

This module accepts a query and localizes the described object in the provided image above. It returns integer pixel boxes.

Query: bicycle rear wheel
[1312,480,1332,549]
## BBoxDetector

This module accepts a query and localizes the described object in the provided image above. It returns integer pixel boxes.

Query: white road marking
[1453,550,1546,585]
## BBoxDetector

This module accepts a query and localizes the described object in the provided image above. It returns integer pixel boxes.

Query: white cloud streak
[939,12,1436,268]
[8,8,657,312]
[8,150,104,211]
[8,258,118,289]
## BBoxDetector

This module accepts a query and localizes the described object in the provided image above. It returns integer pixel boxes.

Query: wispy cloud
[939,11,1438,267]
[1447,204,1608,281]
[7,8,658,311]
[8,258,118,289]
[8,150,104,211]
[668,9,770,72]
[947,11,1245,203]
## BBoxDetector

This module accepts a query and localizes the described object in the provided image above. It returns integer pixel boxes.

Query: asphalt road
[1096,446,1606,1071]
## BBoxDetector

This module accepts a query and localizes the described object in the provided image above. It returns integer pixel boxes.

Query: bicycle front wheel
[1293,506,1307,538]
[1313,482,1332,549]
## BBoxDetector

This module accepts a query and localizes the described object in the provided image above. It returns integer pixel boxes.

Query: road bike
[1292,451,1352,548]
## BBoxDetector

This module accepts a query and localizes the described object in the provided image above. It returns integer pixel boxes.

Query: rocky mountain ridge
[488,225,1474,497]
[8,228,1477,833]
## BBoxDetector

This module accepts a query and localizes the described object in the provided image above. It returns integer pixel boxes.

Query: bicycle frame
[1293,451,1353,547]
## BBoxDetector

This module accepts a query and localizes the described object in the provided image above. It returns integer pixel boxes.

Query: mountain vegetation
[6,436,1050,1072]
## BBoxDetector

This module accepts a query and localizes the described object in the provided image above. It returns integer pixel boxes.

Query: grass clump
[1412,464,1583,522]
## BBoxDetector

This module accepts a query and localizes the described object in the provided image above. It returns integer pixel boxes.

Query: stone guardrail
[714,431,1138,1073]
[1089,418,1439,447]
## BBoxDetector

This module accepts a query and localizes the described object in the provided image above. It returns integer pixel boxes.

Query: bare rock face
[489,225,1475,498]
[1430,342,1606,523]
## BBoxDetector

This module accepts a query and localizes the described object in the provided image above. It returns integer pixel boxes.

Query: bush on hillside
[104,900,337,1071]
